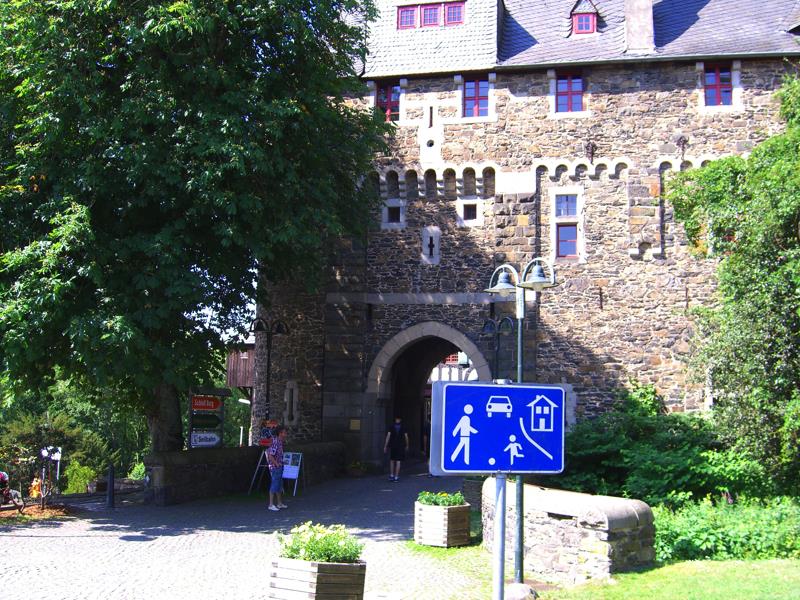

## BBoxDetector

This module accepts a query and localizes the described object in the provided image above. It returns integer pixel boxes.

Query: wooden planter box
[268,557,366,599]
[413,501,471,547]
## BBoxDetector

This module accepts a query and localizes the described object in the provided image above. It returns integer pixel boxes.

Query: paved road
[3,466,491,600]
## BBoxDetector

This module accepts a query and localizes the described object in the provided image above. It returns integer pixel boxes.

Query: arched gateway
[360,321,492,463]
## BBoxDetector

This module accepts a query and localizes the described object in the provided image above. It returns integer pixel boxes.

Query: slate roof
[363,0,500,78]
[500,0,800,67]
[362,0,800,78]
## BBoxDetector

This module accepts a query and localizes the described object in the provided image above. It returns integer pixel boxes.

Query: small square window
[387,206,401,223]
[573,13,596,34]
[556,194,577,217]
[421,4,440,26]
[445,2,464,25]
[463,203,477,221]
[535,405,542,414]
[557,224,578,257]
[398,6,416,29]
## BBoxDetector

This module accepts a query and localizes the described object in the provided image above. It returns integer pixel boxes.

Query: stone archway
[360,322,491,462]
[367,321,491,397]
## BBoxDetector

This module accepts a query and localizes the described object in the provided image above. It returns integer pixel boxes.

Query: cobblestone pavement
[3,465,492,600]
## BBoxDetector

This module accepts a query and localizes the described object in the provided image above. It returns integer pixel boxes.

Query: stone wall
[252,58,791,461]
[481,479,655,586]
[145,442,347,506]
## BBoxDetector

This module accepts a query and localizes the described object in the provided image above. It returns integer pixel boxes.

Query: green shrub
[63,460,96,494]
[417,491,466,506]
[654,497,800,562]
[279,522,364,563]
[543,382,774,507]
[127,462,146,480]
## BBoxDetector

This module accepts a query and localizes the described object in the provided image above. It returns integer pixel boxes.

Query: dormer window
[421,4,440,27]
[445,2,464,25]
[396,2,466,29]
[398,6,416,29]
[573,13,596,34]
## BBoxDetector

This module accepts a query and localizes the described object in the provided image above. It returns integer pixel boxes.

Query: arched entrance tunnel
[364,321,492,463]
[389,336,459,458]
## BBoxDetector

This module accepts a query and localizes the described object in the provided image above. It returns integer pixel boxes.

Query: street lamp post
[485,258,557,587]
[482,316,515,379]
[250,317,289,426]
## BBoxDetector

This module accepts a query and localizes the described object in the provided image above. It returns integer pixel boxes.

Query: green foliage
[654,497,800,562]
[417,491,466,506]
[63,460,97,495]
[127,462,146,480]
[0,0,388,450]
[548,383,773,507]
[0,411,118,489]
[279,522,364,563]
[667,76,800,492]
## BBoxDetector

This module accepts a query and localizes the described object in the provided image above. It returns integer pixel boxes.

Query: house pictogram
[527,395,558,432]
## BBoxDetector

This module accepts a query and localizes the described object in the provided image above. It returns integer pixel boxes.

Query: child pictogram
[503,434,524,465]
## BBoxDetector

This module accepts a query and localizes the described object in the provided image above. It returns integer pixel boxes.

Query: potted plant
[414,491,470,547]
[269,521,366,599]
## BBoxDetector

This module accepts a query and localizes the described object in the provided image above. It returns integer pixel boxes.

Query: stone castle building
[249,0,800,462]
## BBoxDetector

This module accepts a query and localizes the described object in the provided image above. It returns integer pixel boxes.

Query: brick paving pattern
[3,467,489,600]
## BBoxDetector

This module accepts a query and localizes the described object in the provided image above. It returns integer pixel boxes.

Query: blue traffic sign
[430,381,565,475]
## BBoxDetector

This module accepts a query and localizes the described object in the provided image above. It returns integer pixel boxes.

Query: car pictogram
[486,395,513,417]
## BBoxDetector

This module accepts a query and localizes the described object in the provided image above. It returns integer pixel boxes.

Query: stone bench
[482,479,654,586]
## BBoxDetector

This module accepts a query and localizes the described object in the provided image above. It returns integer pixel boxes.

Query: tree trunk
[147,383,184,452]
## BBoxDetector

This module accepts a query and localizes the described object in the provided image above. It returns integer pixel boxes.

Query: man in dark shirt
[383,416,409,482]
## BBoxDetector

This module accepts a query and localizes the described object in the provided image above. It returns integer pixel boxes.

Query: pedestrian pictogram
[430,381,565,475]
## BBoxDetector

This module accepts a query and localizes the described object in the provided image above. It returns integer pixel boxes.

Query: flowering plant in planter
[417,491,466,506]
[279,521,364,563]
[414,492,470,547]
[271,522,367,599]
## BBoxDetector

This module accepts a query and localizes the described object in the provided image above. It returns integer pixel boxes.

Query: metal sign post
[430,381,566,600]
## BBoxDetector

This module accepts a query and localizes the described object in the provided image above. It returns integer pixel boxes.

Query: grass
[405,507,800,600]
[538,560,800,600]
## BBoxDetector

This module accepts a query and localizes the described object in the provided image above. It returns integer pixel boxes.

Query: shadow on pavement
[68,460,464,543]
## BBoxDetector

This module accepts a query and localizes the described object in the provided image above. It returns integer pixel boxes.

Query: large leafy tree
[0,0,386,451]
[667,77,800,492]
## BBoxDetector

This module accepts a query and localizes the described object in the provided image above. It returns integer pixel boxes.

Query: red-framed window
[704,63,733,106]
[421,4,440,26]
[556,224,578,258]
[464,78,489,117]
[397,6,416,29]
[376,82,401,122]
[398,2,464,29]
[445,2,464,25]
[573,13,596,34]
[556,72,583,113]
